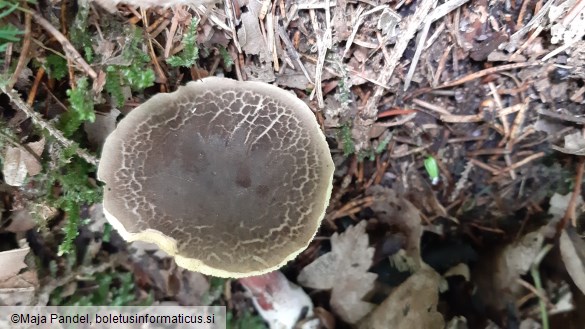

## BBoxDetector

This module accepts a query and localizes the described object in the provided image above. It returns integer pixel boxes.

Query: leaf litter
[1,0,585,328]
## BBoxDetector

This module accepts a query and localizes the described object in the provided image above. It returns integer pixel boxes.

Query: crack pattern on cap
[98,77,334,277]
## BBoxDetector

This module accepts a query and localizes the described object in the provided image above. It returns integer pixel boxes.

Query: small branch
[558,157,585,230]
[352,0,437,151]
[30,10,97,79]
[361,0,437,119]
[436,62,539,89]
[492,152,545,176]
[6,12,32,90]
[1,86,99,166]
[537,108,585,125]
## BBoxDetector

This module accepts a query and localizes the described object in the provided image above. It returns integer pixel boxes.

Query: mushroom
[98,77,334,278]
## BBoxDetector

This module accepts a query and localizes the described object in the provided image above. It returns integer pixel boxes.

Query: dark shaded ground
[1,0,585,328]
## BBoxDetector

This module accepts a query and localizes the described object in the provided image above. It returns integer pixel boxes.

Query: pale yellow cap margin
[103,177,333,279]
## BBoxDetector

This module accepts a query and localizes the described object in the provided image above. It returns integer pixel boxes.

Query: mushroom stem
[239,271,282,311]
[239,271,315,329]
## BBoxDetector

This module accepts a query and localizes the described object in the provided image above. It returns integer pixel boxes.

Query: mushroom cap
[98,77,334,278]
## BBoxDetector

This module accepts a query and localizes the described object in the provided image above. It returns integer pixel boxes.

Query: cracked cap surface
[97,77,334,278]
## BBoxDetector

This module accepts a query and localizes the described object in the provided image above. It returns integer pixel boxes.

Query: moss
[59,77,95,137]
[227,311,267,329]
[105,26,155,107]
[50,271,148,306]
[44,54,68,80]
[218,45,234,68]
[167,18,200,68]
[338,123,355,157]
[35,143,101,256]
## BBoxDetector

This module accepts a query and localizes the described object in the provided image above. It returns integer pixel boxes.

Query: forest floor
[1,0,585,328]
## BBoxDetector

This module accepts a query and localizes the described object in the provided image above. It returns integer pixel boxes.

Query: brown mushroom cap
[98,77,334,278]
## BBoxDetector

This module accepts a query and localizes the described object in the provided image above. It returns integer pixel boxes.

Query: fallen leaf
[367,186,424,269]
[560,228,585,295]
[298,221,376,323]
[473,231,544,314]
[0,247,29,282]
[240,271,315,329]
[0,271,38,305]
[6,202,57,233]
[544,192,583,237]
[550,192,584,218]
[552,131,585,155]
[237,0,270,60]
[0,245,37,305]
[2,139,45,187]
[358,266,444,329]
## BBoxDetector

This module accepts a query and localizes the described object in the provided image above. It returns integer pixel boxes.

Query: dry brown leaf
[2,147,28,186]
[297,220,376,324]
[367,186,424,269]
[2,139,45,187]
[552,131,585,155]
[358,266,444,329]
[5,208,37,233]
[549,192,583,220]
[0,246,37,305]
[560,228,585,295]
[474,231,544,313]
[0,271,38,305]
[237,0,269,59]
[0,247,29,282]
[6,202,57,233]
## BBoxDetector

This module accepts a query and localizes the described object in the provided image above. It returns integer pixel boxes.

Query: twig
[425,0,469,24]
[277,24,313,84]
[537,108,585,124]
[374,113,417,127]
[559,157,585,229]
[366,0,436,113]
[164,10,180,58]
[326,196,374,222]
[493,152,545,176]
[223,0,242,52]
[469,158,501,175]
[516,0,531,30]
[1,87,99,166]
[433,45,452,86]
[342,5,365,58]
[6,11,32,90]
[353,0,437,150]
[141,8,167,85]
[26,67,45,106]
[30,10,97,79]
[404,0,468,90]
[436,62,539,89]
[307,1,332,108]
[404,19,431,91]
[504,0,555,52]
